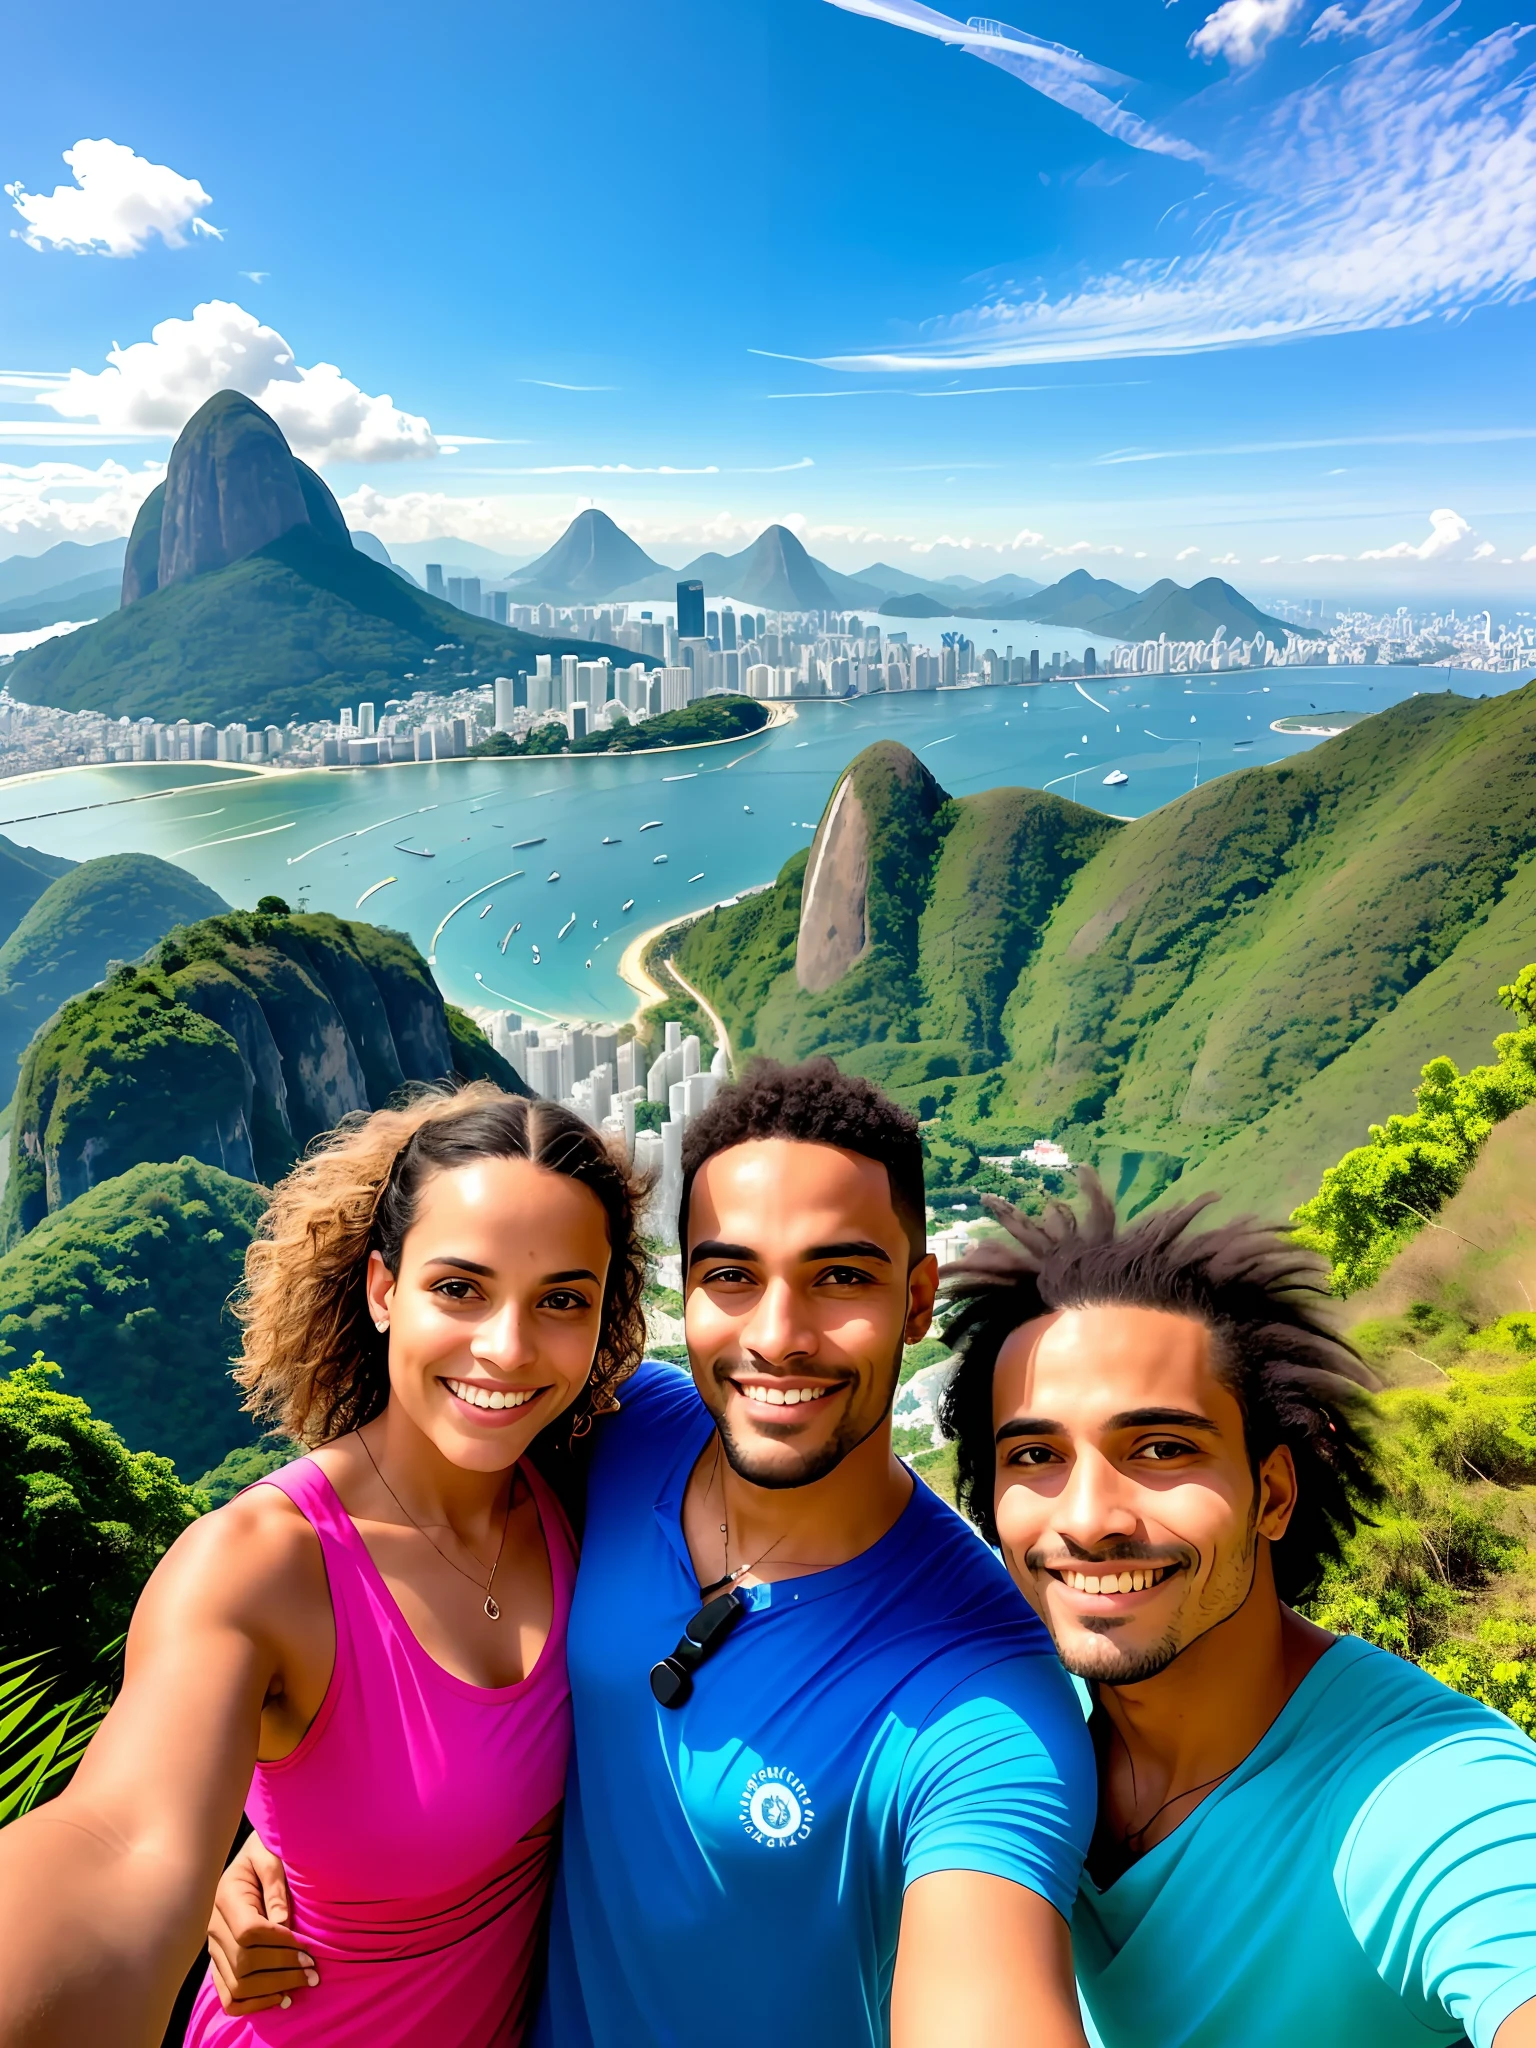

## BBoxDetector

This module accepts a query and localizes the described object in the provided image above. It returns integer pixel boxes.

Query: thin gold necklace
[699,1438,788,1596]
[359,1432,517,1621]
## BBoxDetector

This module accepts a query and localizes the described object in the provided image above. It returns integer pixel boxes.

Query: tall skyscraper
[490,590,508,624]
[720,607,737,651]
[447,577,463,609]
[462,577,481,614]
[677,579,705,640]
[426,564,445,598]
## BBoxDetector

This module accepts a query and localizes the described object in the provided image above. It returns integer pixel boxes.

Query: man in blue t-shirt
[939,1181,1536,2048]
[211,1058,1095,2048]
[539,1058,1095,2048]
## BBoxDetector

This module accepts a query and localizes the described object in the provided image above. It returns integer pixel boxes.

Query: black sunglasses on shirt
[649,1587,747,1707]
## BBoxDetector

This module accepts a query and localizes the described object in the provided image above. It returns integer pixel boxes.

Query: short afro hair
[937,1174,1382,1605]
[678,1057,927,1261]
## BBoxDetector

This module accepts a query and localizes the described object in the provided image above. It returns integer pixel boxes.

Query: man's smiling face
[684,1137,937,1489]
[990,1305,1298,1684]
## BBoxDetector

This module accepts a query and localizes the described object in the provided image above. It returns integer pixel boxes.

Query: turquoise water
[0,665,1478,1022]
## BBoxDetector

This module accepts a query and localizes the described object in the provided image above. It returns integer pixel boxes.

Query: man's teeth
[447,1379,538,1412]
[740,1382,833,1407]
[1062,1567,1170,1595]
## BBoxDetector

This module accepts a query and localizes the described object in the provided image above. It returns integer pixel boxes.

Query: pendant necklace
[359,1433,516,1620]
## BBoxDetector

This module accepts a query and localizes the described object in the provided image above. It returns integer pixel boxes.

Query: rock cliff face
[120,390,353,605]
[2,909,527,1243]
[796,773,871,992]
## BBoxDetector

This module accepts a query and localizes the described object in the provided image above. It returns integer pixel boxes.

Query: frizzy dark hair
[235,1083,648,1453]
[678,1056,927,1257]
[937,1173,1382,1604]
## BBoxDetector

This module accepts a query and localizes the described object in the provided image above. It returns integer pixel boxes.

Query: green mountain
[0,854,228,1084]
[0,1156,268,1479]
[0,834,74,948]
[672,685,1536,1220]
[6,522,645,727]
[877,593,953,618]
[616,524,886,612]
[2,906,528,1244]
[6,393,647,726]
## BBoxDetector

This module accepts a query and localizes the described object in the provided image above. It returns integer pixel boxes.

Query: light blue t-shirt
[539,1360,1095,2048]
[1075,1634,1536,2048]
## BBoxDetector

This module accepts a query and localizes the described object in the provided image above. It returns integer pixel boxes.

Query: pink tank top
[184,1454,575,2048]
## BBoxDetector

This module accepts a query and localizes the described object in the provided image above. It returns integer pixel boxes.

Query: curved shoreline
[617,906,740,1062]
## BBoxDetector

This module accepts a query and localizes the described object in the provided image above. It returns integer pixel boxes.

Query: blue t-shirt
[1075,1635,1536,2048]
[540,1360,1095,2048]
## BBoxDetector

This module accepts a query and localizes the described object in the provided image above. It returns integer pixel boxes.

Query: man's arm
[894,1871,1088,2048]
[0,1497,309,2047]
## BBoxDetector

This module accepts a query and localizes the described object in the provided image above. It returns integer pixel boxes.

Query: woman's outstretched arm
[0,1490,324,2048]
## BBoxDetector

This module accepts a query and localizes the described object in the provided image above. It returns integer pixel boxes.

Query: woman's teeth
[447,1380,538,1412]
[740,1383,832,1407]
[1062,1567,1171,1595]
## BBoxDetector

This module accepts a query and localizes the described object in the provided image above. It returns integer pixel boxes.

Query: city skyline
[2,0,1535,597]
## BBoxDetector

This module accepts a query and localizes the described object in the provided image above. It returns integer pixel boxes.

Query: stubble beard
[710,1340,904,1491]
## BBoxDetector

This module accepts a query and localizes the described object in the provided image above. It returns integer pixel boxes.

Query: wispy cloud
[7,139,219,256]
[822,0,1201,160]
[480,456,815,477]
[1093,427,1536,464]
[520,379,618,391]
[811,15,1536,369]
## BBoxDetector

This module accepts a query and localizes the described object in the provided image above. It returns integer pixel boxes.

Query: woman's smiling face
[366,1155,613,1472]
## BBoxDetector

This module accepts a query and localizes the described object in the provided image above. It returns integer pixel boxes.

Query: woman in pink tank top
[0,1084,648,2048]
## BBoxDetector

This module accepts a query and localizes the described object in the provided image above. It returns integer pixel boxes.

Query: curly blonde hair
[235,1082,650,1448]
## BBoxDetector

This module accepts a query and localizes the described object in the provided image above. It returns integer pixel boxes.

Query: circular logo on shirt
[740,1767,814,1848]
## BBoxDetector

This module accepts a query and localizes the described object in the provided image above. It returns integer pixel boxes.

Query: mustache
[1025,1542,1193,1574]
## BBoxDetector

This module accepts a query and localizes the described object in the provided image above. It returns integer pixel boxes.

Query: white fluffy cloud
[1190,0,1306,67]
[7,140,219,256]
[1175,545,1200,561]
[1358,507,1472,560]
[0,458,163,541]
[819,17,1536,369]
[1210,551,1242,564]
[36,302,437,464]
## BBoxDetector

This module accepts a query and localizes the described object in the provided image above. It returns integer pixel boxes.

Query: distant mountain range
[3,392,646,726]
[872,564,1312,646]
[0,539,126,607]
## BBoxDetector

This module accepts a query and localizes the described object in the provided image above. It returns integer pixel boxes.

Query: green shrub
[0,1654,107,1826]
[0,1358,203,1681]
[1292,969,1536,1293]
[194,1438,298,1508]
[1422,1619,1536,1735]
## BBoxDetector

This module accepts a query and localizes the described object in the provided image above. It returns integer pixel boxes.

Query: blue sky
[3,0,1534,600]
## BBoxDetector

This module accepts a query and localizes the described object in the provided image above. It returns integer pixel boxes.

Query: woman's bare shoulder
[135,1470,328,1643]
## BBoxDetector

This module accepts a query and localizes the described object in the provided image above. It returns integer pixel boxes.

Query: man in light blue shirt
[940,1177,1536,2048]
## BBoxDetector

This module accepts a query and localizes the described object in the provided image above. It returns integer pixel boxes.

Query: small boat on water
[1103,770,1129,788]
[547,870,560,882]
[742,805,752,814]
[558,914,576,940]
[621,898,635,912]
[1233,739,1255,749]
[639,820,663,832]
[585,958,592,968]
[602,835,620,845]
[478,903,493,918]
[653,853,669,865]
[395,841,435,857]
[512,836,546,850]
[688,872,705,883]
[499,922,522,952]
[531,946,541,964]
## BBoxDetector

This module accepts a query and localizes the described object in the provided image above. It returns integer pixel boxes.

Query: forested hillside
[2,903,526,1243]
[673,685,1536,1220]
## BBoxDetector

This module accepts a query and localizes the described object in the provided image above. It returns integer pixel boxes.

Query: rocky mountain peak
[121,390,352,605]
